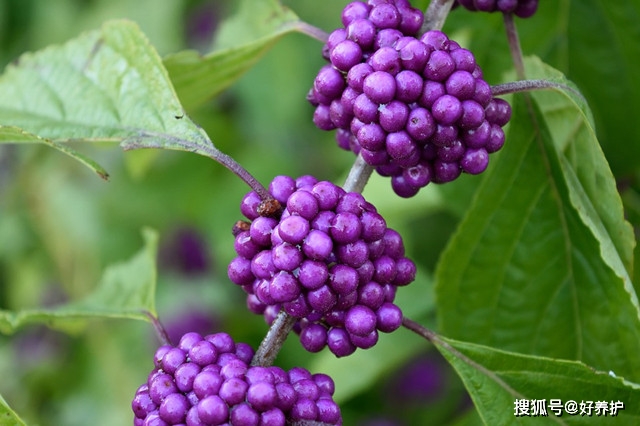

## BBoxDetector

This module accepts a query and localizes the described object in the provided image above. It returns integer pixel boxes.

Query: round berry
[363,71,397,104]
[230,177,416,356]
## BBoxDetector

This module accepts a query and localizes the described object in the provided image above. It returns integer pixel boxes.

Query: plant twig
[491,79,586,103]
[292,21,330,43]
[343,153,374,193]
[401,316,524,399]
[503,12,527,80]
[421,0,455,33]
[251,310,298,366]
[144,311,172,346]
[207,145,272,201]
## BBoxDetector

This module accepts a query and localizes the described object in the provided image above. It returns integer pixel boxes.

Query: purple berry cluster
[453,0,539,18]
[227,175,415,357]
[132,332,342,425]
[308,0,512,197]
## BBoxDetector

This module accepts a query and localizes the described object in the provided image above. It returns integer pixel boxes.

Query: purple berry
[345,305,378,337]
[454,0,539,18]
[330,39,363,72]
[298,260,329,290]
[278,215,310,245]
[368,46,402,75]
[330,212,362,244]
[397,38,430,72]
[300,323,329,353]
[231,177,416,356]
[445,70,476,100]
[376,302,403,332]
[357,122,387,151]
[342,2,371,26]
[197,395,228,424]
[310,8,513,196]
[302,229,334,260]
[424,50,456,81]
[432,94,463,125]
[369,3,401,29]
[314,65,345,101]
[347,18,377,49]
[272,243,303,271]
[379,100,410,133]
[327,328,357,357]
[189,340,217,367]
[269,270,301,303]
[268,175,296,204]
[353,93,380,123]
[363,71,397,104]
[406,107,436,142]
[159,393,189,424]
[461,148,490,174]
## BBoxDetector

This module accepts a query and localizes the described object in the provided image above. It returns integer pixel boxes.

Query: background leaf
[0,394,27,426]
[0,228,158,334]
[435,61,640,382]
[0,19,212,159]
[164,0,301,111]
[431,332,640,426]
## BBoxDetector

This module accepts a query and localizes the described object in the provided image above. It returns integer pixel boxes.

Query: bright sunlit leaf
[0,19,215,171]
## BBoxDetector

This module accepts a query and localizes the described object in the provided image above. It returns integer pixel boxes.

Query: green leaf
[435,60,640,382]
[164,0,301,111]
[0,125,109,180]
[0,228,158,334]
[0,19,214,161]
[562,1,640,177]
[430,332,640,426]
[0,394,27,426]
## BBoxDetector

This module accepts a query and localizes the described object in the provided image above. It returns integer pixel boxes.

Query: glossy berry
[132,332,342,425]
[453,0,539,18]
[228,176,416,357]
[308,1,512,197]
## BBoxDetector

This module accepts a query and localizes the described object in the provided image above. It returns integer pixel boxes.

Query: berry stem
[491,79,586,102]
[144,311,172,346]
[293,21,330,43]
[503,12,526,80]
[343,153,374,193]
[401,316,517,395]
[251,309,298,366]
[206,145,272,201]
[421,0,455,33]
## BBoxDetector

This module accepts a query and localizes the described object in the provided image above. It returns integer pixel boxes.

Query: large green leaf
[0,228,158,334]
[0,19,214,169]
[435,60,640,381]
[428,331,640,426]
[163,0,301,111]
[521,57,635,278]
[0,394,26,426]
[563,1,640,177]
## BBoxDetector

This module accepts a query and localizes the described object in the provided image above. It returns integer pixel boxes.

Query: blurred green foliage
[0,1,457,425]
[0,1,639,425]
